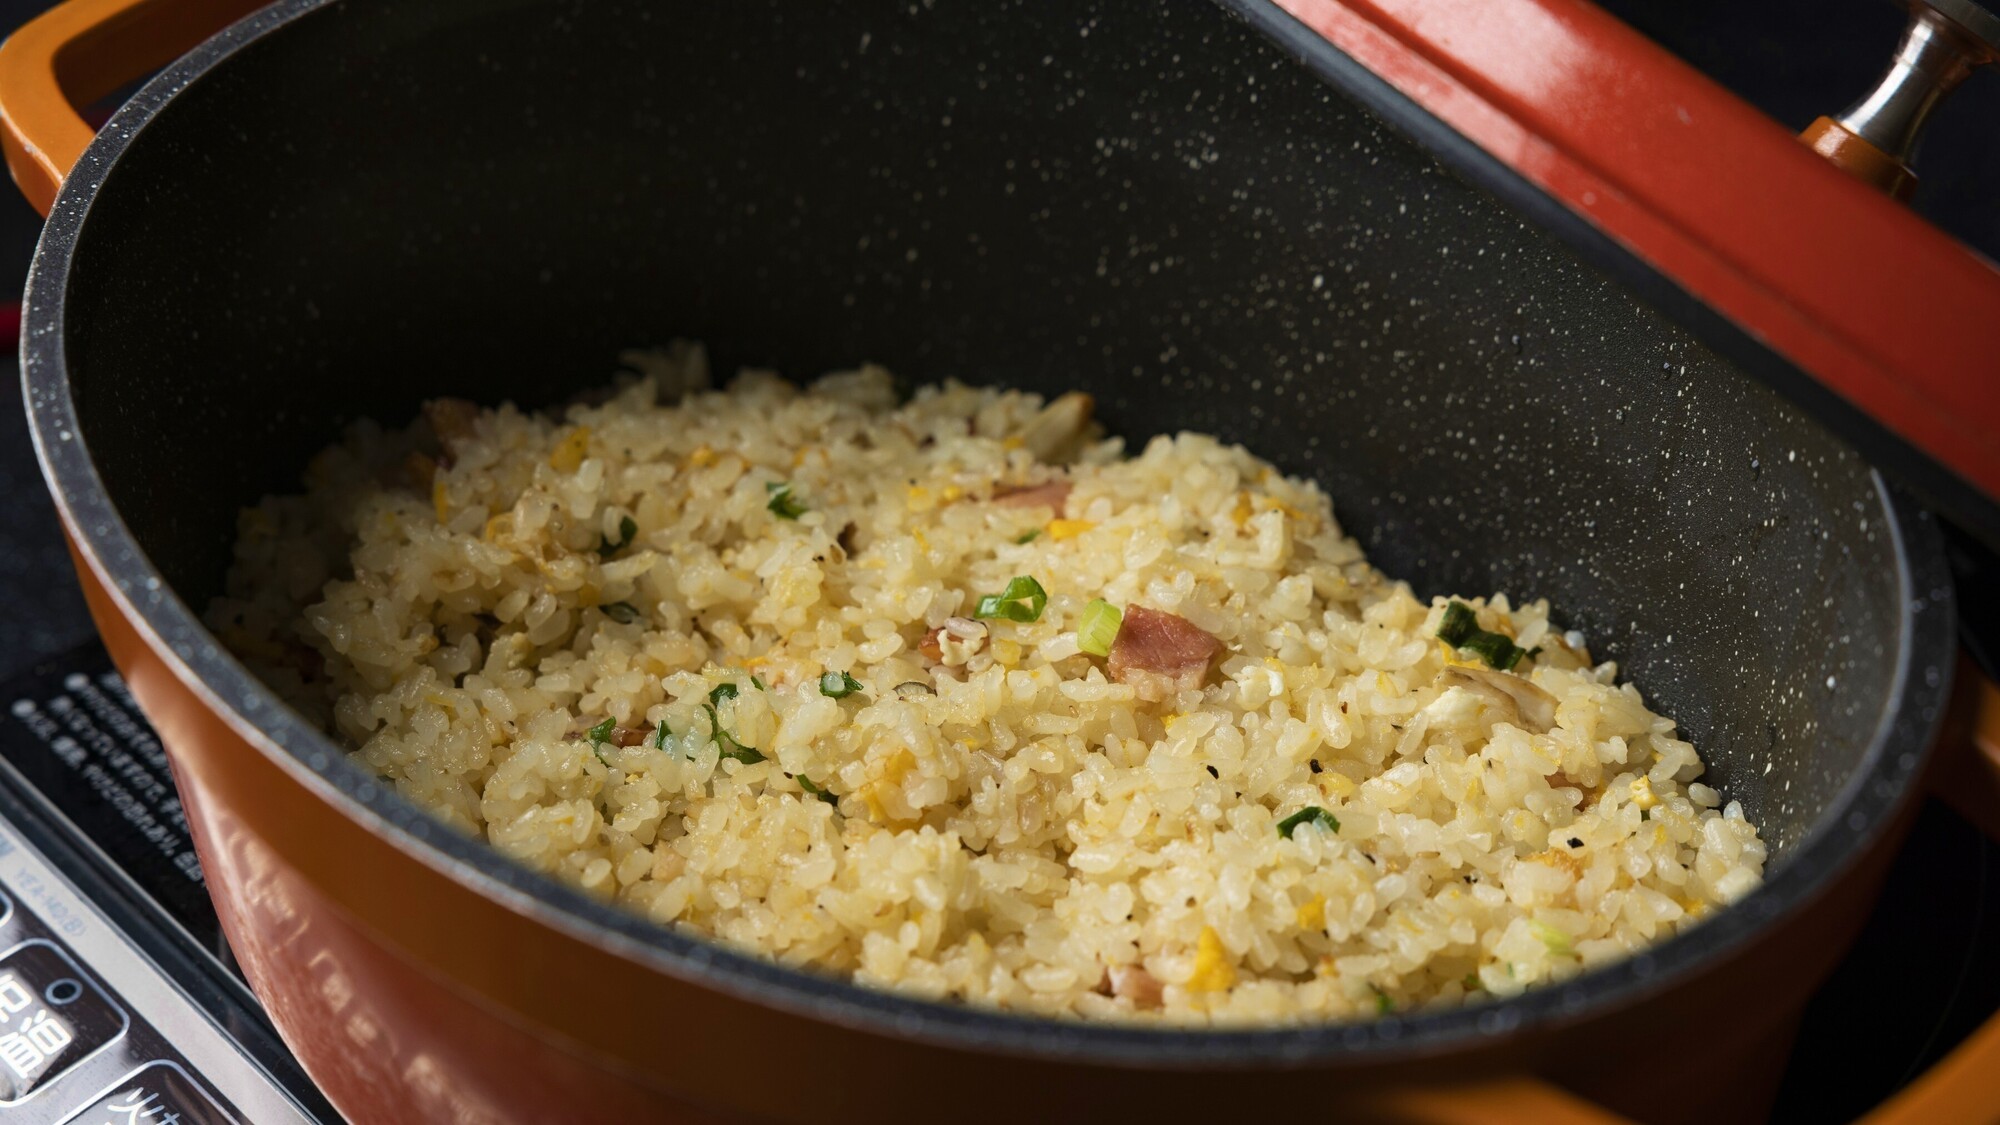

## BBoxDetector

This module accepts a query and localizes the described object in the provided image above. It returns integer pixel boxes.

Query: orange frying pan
[4,0,2000,1121]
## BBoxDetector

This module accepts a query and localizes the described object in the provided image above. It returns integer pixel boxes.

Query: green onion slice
[1530,919,1574,957]
[702,703,765,764]
[1015,529,1042,545]
[708,682,739,707]
[973,575,1048,622]
[652,721,671,750]
[598,515,638,558]
[796,775,839,806]
[751,675,768,692]
[1277,806,1340,839]
[820,671,865,698]
[765,480,807,520]
[585,715,616,764]
[1077,598,1122,657]
[1436,601,1528,671]
[602,601,640,624]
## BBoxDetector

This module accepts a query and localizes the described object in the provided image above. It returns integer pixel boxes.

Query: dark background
[0,1,1992,1120]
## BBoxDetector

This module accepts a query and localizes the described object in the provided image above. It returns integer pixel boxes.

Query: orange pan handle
[0,0,264,217]
[1360,1077,1631,1124]
[1859,658,2000,1124]
[1797,0,1998,200]
[1799,117,1916,201]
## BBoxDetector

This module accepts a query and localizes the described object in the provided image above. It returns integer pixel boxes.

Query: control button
[60,1061,238,1125]
[0,940,126,1103]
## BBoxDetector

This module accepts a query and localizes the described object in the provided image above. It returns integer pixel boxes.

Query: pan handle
[1360,1078,1632,1124]
[0,0,264,217]
[1799,0,1999,199]
[1854,659,2000,1122]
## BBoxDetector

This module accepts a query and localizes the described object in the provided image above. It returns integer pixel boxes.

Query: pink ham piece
[991,479,1072,512]
[422,397,480,464]
[1106,965,1164,1009]
[1107,606,1220,702]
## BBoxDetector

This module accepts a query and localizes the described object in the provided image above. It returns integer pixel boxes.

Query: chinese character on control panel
[0,970,72,1084]
[100,1086,183,1124]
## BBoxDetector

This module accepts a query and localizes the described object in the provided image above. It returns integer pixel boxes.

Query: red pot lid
[1266,0,2000,543]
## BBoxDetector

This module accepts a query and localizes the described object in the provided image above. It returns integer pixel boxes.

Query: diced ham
[398,451,438,489]
[1107,965,1163,1009]
[1107,606,1220,702]
[991,479,1072,512]
[920,617,987,665]
[422,397,480,464]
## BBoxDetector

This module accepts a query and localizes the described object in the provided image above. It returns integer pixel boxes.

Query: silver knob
[1803,0,2000,197]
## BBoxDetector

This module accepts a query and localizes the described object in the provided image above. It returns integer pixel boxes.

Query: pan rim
[17,0,1958,1069]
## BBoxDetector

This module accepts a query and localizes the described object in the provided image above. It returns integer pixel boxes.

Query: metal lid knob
[1801,0,2000,198]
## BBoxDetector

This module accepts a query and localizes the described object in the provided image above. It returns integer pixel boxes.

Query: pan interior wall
[60,0,1906,857]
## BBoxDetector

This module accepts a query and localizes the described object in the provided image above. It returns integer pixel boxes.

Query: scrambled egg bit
[1187,926,1236,992]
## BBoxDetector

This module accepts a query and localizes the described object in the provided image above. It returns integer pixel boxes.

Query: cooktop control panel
[0,649,331,1125]
[0,815,314,1124]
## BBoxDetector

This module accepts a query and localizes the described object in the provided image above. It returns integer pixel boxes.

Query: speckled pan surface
[23,0,1953,1062]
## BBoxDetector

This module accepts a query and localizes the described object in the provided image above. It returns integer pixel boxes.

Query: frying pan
[4,0,2000,1121]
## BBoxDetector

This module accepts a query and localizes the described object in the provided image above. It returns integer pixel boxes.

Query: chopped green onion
[766,480,807,520]
[1077,598,1122,657]
[1436,601,1527,671]
[709,683,739,707]
[820,671,865,698]
[652,721,671,750]
[702,703,765,764]
[1371,985,1394,1015]
[598,515,638,559]
[796,775,839,806]
[1462,972,1481,991]
[1530,920,1574,957]
[1277,806,1340,839]
[750,675,768,692]
[1015,528,1042,544]
[973,575,1049,622]
[602,601,640,624]
[585,716,616,764]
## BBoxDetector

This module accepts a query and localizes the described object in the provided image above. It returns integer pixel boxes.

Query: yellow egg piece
[1187,926,1235,992]
[549,425,592,473]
